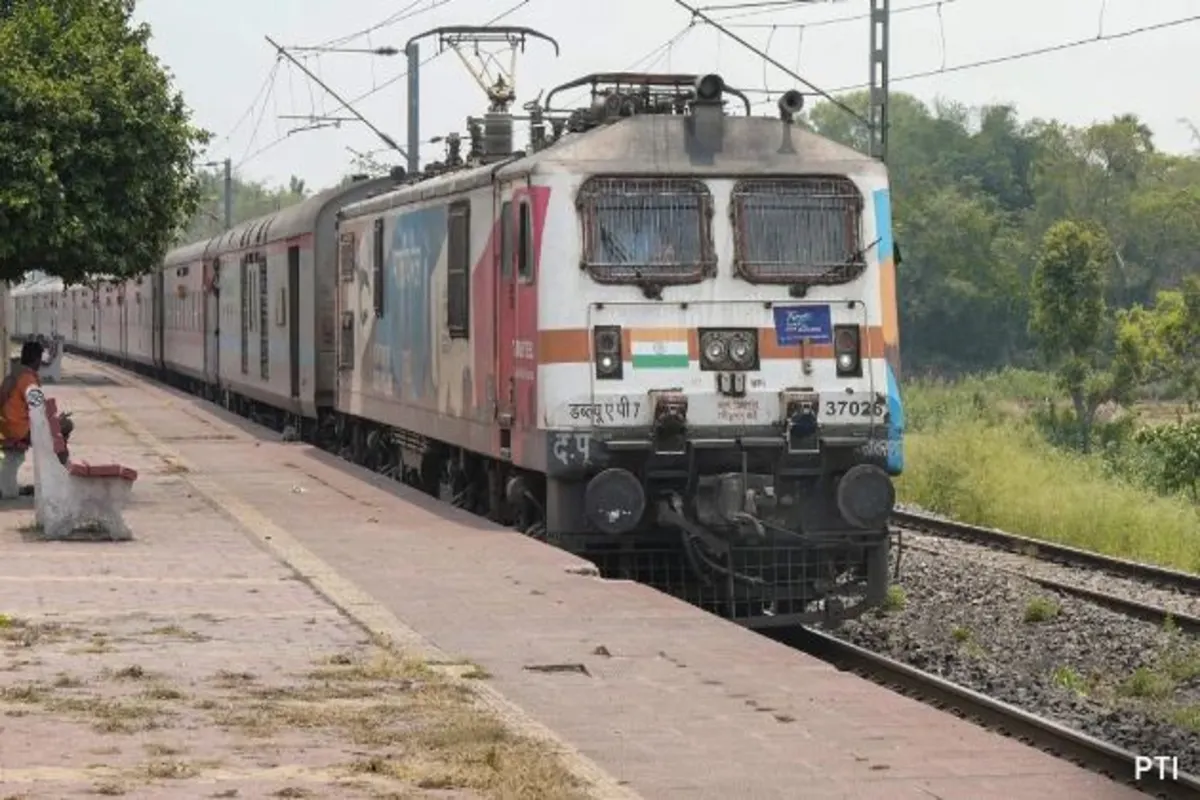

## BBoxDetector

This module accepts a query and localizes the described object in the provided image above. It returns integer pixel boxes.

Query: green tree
[0,0,209,284]
[1030,220,1140,451]
[1118,275,1200,408]
[181,170,311,243]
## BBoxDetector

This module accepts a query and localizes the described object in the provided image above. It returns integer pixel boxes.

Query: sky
[133,0,1200,192]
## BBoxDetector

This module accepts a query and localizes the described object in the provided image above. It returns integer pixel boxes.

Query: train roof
[499,114,884,178]
[10,274,64,296]
[163,237,216,269]
[341,113,885,218]
[161,173,399,267]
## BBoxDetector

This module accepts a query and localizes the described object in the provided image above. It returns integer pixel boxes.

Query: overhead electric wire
[315,0,457,50]
[556,22,699,109]
[708,0,845,22]
[746,11,1200,106]
[333,0,533,110]
[723,0,957,29]
[699,0,830,11]
[235,0,534,170]
[236,61,282,167]
[672,0,867,123]
[215,62,281,147]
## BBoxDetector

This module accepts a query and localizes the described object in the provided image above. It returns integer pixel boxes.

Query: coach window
[500,201,513,278]
[517,200,533,282]
[578,176,715,286]
[447,200,470,339]
[372,218,385,317]
[731,176,867,285]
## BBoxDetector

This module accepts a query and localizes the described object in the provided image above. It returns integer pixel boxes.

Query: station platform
[0,356,1143,799]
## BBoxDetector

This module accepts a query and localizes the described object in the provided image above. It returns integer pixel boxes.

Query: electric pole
[200,159,234,231]
[222,158,232,230]
[868,0,890,162]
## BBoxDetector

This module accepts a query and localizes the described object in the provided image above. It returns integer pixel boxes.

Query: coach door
[151,271,164,367]
[204,259,220,382]
[287,245,301,398]
[118,285,128,358]
[494,196,517,455]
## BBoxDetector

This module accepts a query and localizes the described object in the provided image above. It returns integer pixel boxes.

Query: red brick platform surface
[0,357,1146,799]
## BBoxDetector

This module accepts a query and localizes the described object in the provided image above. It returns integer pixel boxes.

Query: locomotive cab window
[578,176,715,285]
[732,176,866,285]
[500,201,513,278]
[447,200,470,339]
[517,200,533,282]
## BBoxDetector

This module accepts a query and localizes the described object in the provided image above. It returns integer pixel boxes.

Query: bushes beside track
[896,369,1200,573]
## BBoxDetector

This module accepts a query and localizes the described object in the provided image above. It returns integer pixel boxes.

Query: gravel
[893,503,1200,620]
[836,546,1200,769]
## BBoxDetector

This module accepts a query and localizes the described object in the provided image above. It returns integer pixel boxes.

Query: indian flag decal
[630,328,690,369]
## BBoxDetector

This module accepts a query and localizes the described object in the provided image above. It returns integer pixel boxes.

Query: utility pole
[201,159,234,231]
[868,0,890,162]
[223,158,233,230]
[405,42,420,176]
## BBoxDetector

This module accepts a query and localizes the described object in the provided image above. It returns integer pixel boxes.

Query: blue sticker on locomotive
[773,305,832,346]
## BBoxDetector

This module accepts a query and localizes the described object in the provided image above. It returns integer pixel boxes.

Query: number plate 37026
[818,394,887,421]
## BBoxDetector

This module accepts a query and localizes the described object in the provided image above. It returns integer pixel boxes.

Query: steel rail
[901,540,1200,635]
[779,626,1200,800]
[892,510,1200,594]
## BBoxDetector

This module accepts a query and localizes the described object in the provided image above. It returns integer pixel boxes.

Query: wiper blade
[845,236,881,264]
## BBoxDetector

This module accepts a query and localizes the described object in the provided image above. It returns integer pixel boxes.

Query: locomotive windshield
[579,177,715,285]
[732,176,868,285]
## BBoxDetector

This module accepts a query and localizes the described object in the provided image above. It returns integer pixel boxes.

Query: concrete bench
[26,386,138,541]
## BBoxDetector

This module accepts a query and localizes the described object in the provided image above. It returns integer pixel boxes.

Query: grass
[897,368,1200,573]
[0,632,584,798]
[206,650,588,799]
[1023,596,1060,623]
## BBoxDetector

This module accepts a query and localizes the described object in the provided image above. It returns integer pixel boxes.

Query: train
[10,70,905,629]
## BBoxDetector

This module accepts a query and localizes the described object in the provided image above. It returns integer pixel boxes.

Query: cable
[337,0,533,109]
[672,0,867,123]
[747,11,1200,106]
[237,61,281,166]
[722,0,957,29]
[700,0,822,11]
[235,0,534,171]
[709,0,845,22]
[216,63,281,145]
[555,22,699,110]
[825,12,1200,93]
[315,0,456,50]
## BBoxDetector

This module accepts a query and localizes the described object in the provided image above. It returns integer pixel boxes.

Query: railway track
[892,509,1200,633]
[781,626,1200,800]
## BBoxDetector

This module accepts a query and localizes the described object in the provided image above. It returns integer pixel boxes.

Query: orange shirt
[0,367,41,444]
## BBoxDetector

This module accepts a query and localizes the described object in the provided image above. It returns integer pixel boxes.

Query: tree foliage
[0,0,209,284]
[180,170,310,243]
[1135,420,1200,502]
[804,92,1200,378]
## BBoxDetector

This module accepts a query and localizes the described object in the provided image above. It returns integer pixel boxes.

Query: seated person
[0,341,46,499]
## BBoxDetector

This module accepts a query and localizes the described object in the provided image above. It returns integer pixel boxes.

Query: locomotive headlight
[728,332,756,367]
[837,352,854,371]
[700,329,758,371]
[703,336,727,367]
[593,325,623,380]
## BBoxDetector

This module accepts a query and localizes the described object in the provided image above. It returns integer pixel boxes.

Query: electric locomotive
[333,72,904,628]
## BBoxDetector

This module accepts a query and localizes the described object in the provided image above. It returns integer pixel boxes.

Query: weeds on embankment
[896,369,1200,573]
